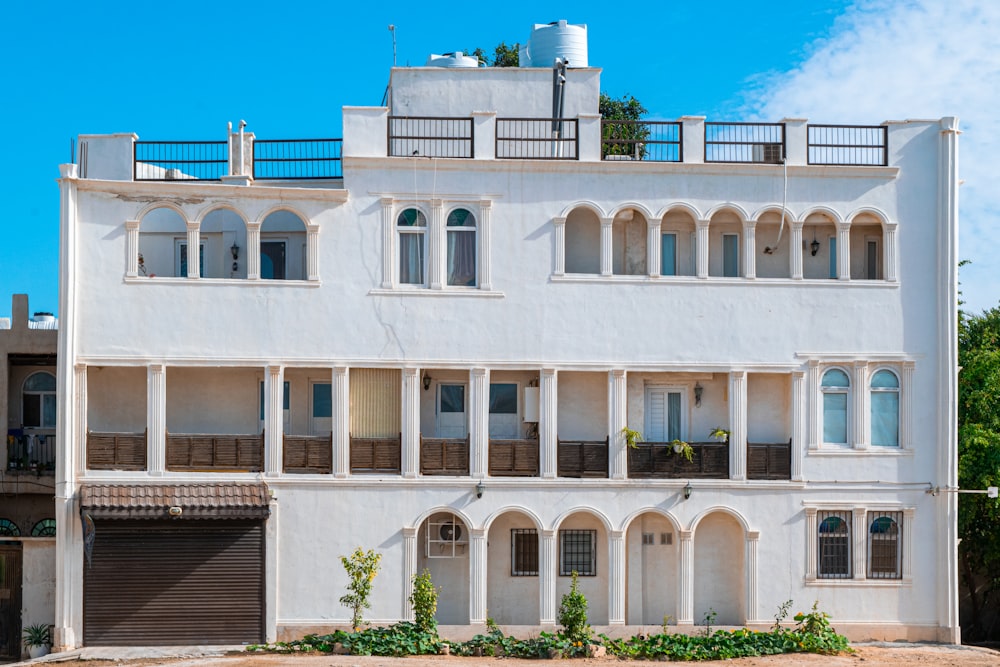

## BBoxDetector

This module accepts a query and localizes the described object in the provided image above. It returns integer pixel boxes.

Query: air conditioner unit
[752,143,783,164]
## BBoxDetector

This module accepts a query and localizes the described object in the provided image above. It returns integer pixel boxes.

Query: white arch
[846,206,891,228]
[704,202,750,222]
[408,505,476,532]
[482,505,545,532]
[797,205,844,225]
[655,202,702,221]
[136,201,187,227]
[254,204,311,228]
[557,200,607,220]
[688,505,752,534]
[608,202,655,222]
[194,203,248,227]
[751,204,795,223]
[552,506,614,534]
[619,507,682,534]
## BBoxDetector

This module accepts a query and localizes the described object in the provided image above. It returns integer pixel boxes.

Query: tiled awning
[80,483,271,520]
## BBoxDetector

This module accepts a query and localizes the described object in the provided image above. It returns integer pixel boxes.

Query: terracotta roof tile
[80,483,270,520]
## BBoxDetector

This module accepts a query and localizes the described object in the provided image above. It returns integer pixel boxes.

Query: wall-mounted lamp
[423,371,432,391]
[683,483,692,501]
[231,242,241,272]
[694,382,703,407]
[475,481,485,499]
[810,238,820,257]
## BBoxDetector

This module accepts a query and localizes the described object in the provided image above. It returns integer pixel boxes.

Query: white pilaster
[540,369,558,479]
[852,507,867,579]
[600,217,614,276]
[807,360,820,450]
[470,368,490,478]
[884,222,898,282]
[265,365,284,475]
[381,197,395,288]
[470,528,488,623]
[742,221,756,279]
[608,370,628,480]
[147,364,166,474]
[246,222,261,280]
[678,529,694,623]
[790,222,803,280]
[608,530,626,624]
[74,364,87,478]
[791,371,805,481]
[186,221,200,279]
[901,361,915,450]
[479,200,492,290]
[333,366,350,477]
[696,220,710,279]
[540,529,558,624]
[125,220,140,277]
[853,362,869,450]
[429,199,444,289]
[402,367,421,477]
[837,222,851,280]
[648,218,662,277]
[804,508,818,581]
[745,531,760,623]
[902,508,915,582]
[553,218,566,276]
[728,371,747,480]
[402,527,417,621]
[306,223,320,281]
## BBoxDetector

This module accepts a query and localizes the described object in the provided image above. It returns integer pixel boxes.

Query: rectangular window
[822,392,848,444]
[661,233,677,276]
[560,529,597,576]
[722,234,739,277]
[440,385,465,413]
[311,382,332,435]
[867,511,902,579]
[350,369,402,438]
[817,511,852,579]
[511,529,539,576]
[642,533,655,546]
[261,241,287,280]
[866,239,880,280]
[829,236,837,279]
[645,388,683,442]
[489,382,519,439]
[399,234,425,285]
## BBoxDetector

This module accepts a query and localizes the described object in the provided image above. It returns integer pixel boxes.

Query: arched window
[821,369,850,445]
[867,513,901,579]
[31,518,57,537]
[817,512,851,579]
[23,371,56,428]
[446,209,477,286]
[397,208,426,285]
[870,370,900,447]
[0,519,19,536]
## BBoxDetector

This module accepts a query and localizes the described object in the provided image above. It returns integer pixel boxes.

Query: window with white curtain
[446,208,477,286]
[821,369,850,445]
[870,369,899,447]
[22,371,56,428]
[397,208,426,285]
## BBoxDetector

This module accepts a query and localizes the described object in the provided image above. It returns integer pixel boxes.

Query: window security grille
[867,511,902,579]
[661,532,673,545]
[511,529,538,576]
[817,511,852,579]
[560,529,597,576]
[642,533,655,546]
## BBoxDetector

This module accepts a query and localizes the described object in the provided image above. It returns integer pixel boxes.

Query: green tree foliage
[958,304,1000,640]
[599,93,649,158]
[340,547,382,629]
[557,571,592,644]
[409,569,439,633]
[468,42,519,67]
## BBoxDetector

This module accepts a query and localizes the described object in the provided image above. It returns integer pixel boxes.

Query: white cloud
[741,0,1000,313]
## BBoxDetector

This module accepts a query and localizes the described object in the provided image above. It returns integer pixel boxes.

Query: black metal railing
[388,116,474,158]
[254,139,342,179]
[602,121,682,162]
[705,122,785,163]
[808,125,887,166]
[497,118,578,159]
[134,141,228,180]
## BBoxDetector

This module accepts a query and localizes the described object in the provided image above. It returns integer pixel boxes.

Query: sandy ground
[24,644,1000,667]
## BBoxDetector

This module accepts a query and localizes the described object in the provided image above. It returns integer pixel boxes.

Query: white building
[53,22,960,650]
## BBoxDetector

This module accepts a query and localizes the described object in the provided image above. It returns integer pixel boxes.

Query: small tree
[558,571,591,643]
[410,569,439,633]
[600,92,649,159]
[339,547,381,629]
[468,42,519,67]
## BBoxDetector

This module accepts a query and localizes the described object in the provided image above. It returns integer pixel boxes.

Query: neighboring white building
[53,22,961,650]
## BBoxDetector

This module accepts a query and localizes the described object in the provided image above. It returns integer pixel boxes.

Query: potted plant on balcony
[23,622,51,658]
[621,426,642,449]
[709,427,730,443]
[670,439,694,462]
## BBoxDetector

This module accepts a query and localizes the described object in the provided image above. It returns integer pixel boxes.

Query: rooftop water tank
[520,20,588,68]
[425,51,480,68]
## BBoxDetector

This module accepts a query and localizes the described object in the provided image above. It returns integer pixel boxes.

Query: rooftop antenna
[382,24,397,107]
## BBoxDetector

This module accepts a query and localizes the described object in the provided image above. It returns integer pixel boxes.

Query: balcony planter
[23,623,51,658]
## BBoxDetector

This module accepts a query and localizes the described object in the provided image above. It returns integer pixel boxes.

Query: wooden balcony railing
[350,434,401,474]
[284,434,332,474]
[489,438,539,476]
[628,441,729,479]
[747,441,791,480]
[557,437,609,478]
[420,435,470,476]
[165,431,264,472]
[87,429,147,471]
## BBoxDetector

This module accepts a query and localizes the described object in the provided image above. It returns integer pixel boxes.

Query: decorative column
[479,200,492,290]
[902,509,915,581]
[901,361,915,450]
[608,370,628,480]
[745,531,760,623]
[469,528,488,623]
[540,369,558,479]
[333,367,350,477]
[678,530,695,624]
[807,361,820,450]
[470,368,490,478]
[648,218,662,277]
[852,507,867,579]
[429,199,444,289]
[552,217,566,276]
[402,367,421,478]
[264,365,284,476]
[836,222,851,280]
[125,220,140,277]
[381,197,395,288]
[186,221,200,278]
[742,221,756,279]
[608,530,626,625]
[728,371,747,480]
[804,508,818,581]
[696,220,710,279]
[73,364,88,479]
[540,529,558,624]
[790,222,803,280]
[246,222,261,280]
[147,364,166,475]
[306,223,320,281]
[852,362,869,450]
[791,371,805,481]
[600,217,614,276]
[402,527,418,622]
[883,222,898,282]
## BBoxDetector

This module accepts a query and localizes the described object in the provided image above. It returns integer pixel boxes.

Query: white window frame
[864,235,881,280]
[644,385,688,442]
[445,206,478,288]
[869,368,900,447]
[396,207,428,287]
[805,504,913,585]
[820,367,851,447]
[260,236,289,280]
[21,371,57,429]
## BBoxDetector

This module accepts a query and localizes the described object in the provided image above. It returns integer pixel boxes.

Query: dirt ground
[34,644,1000,667]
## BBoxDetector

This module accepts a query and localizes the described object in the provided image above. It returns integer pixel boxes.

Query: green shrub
[409,569,438,633]
[558,571,591,644]
[339,547,381,629]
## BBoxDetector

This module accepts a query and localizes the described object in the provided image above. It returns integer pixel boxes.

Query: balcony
[132,138,343,181]
[283,434,332,474]
[87,430,147,471]
[488,438,539,476]
[628,441,729,479]
[350,434,401,474]
[420,435,470,476]
[496,118,578,160]
[165,432,264,472]
[747,441,792,480]
[557,438,609,478]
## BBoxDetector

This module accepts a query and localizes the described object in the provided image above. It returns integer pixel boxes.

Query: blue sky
[2,0,997,317]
